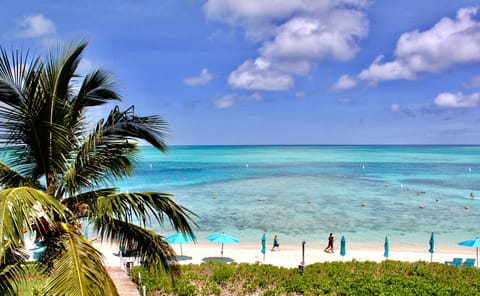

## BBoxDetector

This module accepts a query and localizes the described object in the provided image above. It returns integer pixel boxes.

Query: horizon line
[140,143,480,147]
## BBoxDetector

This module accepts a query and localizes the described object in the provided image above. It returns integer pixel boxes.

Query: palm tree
[0,41,196,295]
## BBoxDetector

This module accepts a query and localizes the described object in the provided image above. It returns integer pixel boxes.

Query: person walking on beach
[271,235,280,251]
[324,233,334,253]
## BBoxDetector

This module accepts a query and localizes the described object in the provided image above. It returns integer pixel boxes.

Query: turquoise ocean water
[117,145,480,250]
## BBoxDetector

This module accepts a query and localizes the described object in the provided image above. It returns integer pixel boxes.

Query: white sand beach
[95,241,477,269]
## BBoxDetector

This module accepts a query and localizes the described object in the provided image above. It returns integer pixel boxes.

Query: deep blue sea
[116,145,480,250]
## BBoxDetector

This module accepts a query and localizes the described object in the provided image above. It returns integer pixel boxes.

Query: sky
[1,0,480,145]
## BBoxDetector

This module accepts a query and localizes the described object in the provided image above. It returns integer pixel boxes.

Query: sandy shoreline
[95,241,477,269]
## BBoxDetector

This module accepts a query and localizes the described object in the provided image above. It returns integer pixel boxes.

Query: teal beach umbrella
[207,232,240,258]
[458,237,480,267]
[261,233,266,261]
[428,232,434,262]
[384,236,389,259]
[165,233,195,256]
[340,236,346,258]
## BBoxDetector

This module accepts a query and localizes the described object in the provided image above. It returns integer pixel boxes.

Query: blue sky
[2,0,480,145]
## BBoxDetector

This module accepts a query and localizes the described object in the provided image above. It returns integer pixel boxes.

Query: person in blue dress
[271,235,280,251]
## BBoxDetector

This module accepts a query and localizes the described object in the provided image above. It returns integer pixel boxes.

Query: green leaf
[41,223,118,296]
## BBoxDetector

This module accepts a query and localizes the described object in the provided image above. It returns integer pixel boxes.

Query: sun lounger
[463,258,476,267]
[31,246,47,260]
[445,257,463,267]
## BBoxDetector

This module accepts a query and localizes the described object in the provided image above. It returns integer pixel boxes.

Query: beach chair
[445,257,463,267]
[31,246,47,260]
[463,258,476,267]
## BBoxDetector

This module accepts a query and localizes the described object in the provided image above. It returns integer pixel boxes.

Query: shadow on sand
[166,255,193,262]
[202,257,234,263]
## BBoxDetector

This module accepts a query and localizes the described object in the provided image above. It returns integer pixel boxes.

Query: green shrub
[129,260,480,295]
[173,278,198,296]
[211,263,233,283]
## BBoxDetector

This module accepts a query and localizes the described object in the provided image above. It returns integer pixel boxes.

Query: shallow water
[115,145,480,250]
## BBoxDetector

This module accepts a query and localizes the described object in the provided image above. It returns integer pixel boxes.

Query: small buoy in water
[464,206,469,210]
[361,203,367,207]
[419,205,424,209]
[257,197,263,202]
[307,200,312,204]
[435,198,439,202]
[213,195,217,200]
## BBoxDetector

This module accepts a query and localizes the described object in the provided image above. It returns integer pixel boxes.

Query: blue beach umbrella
[428,232,434,262]
[458,237,480,267]
[261,233,266,261]
[165,233,195,256]
[207,232,240,258]
[384,236,389,259]
[340,236,346,259]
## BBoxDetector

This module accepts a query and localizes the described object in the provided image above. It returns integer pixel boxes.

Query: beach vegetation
[0,41,196,295]
[130,260,480,295]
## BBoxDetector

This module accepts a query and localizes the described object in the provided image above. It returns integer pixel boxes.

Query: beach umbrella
[340,236,346,259]
[458,237,480,267]
[384,236,389,259]
[261,233,266,261]
[165,232,195,256]
[207,232,240,258]
[428,232,434,262]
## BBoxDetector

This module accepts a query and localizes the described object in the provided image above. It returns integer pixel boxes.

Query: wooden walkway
[106,267,141,296]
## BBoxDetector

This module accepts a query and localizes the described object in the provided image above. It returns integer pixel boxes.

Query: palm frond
[0,187,70,294]
[52,41,87,103]
[70,68,121,115]
[0,47,42,110]
[93,216,180,274]
[0,263,22,295]
[62,188,119,218]
[62,105,170,194]
[0,241,28,295]
[104,105,169,152]
[92,191,197,233]
[41,222,118,296]
[0,161,41,188]
[0,47,45,178]
[59,128,138,196]
[28,41,90,191]
[0,187,69,249]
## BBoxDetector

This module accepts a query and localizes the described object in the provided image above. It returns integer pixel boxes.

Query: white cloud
[332,74,358,91]
[359,7,480,84]
[359,56,416,84]
[212,94,237,109]
[16,14,56,38]
[434,92,480,108]
[228,58,294,90]
[463,75,480,88]
[211,92,264,109]
[204,0,368,40]
[245,92,264,102]
[261,12,367,63]
[183,68,214,86]
[205,0,369,91]
[390,103,401,112]
[295,91,306,97]
[337,97,352,105]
